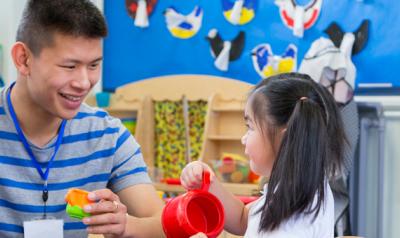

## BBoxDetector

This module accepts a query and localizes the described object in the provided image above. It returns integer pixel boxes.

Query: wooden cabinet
[201,93,247,161]
[200,93,259,196]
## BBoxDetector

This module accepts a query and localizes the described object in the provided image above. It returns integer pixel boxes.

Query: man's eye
[60,65,75,69]
[89,64,99,70]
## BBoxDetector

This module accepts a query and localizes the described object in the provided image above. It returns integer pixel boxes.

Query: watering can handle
[201,171,211,192]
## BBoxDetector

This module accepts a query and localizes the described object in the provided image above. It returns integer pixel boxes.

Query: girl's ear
[273,127,287,153]
[11,42,31,76]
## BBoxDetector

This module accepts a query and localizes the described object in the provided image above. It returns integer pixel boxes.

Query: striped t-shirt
[0,85,152,237]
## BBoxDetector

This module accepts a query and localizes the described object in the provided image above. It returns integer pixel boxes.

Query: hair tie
[299,97,308,101]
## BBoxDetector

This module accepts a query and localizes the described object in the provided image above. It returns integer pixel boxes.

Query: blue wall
[103,0,400,94]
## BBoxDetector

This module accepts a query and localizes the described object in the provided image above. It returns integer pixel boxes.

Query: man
[0,0,165,237]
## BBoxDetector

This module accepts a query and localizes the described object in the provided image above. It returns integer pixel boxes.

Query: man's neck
[10,82,63,147]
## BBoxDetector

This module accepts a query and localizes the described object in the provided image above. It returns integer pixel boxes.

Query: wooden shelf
[208,135,243,141]
[212,106,244,112]
[200,93,250,183]
[222,183,260,196]
[154,182,260,196]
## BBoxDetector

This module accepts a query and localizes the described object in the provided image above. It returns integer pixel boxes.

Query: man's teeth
[61,93,81,101]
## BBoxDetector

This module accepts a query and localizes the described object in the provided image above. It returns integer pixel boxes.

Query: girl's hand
[190,232,208,238]
[180,161,215,190]
[82,189,128,238]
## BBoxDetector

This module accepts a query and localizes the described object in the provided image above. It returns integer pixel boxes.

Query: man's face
[26,33,102,119]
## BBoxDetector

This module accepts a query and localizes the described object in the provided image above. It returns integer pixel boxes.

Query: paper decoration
[222,0,257,25]
[325,19,370,55]
[125,0,158,28]
[252,43,297,78]
[206,29,245,71]
[164,6,203,39]
[275,0,322,37]
[299,36,356,105]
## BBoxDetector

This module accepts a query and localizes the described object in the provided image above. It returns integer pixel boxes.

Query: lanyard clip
[42,181,49,218]
[42,181,49,203]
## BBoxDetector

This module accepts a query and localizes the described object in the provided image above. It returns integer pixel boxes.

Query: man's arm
[118,184,165,238]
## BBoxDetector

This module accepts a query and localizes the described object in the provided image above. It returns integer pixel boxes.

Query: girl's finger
[192,163,205,180]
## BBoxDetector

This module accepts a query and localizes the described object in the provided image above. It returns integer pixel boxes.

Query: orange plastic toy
[65,188,94,219]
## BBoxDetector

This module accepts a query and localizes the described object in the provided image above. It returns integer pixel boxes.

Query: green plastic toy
[65,188,93,219]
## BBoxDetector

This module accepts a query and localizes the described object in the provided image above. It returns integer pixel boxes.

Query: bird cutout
[125,0,157,28]
[251,44,297,78]
[275,0,323,37]
[299,35,356,105]
[164,6,203,39]
[221,0,258,25]
[324,19,370,55]
[206,29,245,71]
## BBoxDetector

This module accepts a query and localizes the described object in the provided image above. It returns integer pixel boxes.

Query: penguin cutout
[164,6,203,39]
[299,35,357,105]
[206,30,245,71]
[125,0,158,28]
[275,0,323,37]
[324,19,370,55]
[252,44,297,78]
[221,0,258,25]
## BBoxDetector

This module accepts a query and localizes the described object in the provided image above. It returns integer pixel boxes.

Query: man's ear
[11,42,31,76]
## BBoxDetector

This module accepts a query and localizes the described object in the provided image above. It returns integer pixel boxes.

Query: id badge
[23,219,63,238]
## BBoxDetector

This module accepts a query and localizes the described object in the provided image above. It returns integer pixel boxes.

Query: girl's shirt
[244,182,334,238]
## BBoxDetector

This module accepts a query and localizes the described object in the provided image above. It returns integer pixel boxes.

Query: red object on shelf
[236,195,259,205]
[163,178,181,185]
[248,170,260,183]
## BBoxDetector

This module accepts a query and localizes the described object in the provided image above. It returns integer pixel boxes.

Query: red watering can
[162,171,225,238]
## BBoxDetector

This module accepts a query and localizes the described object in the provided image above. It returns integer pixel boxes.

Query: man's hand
[83,189,128,238]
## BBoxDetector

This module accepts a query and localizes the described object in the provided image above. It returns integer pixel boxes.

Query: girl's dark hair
[16,0,108,56]
[250,73,346,232]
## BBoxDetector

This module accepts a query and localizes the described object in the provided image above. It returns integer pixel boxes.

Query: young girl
[181,73,346,237]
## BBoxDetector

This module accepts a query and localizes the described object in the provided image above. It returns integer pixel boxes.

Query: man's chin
[59,109,80,120]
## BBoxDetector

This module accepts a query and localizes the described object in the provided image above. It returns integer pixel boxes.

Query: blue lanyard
[6,83,66,209]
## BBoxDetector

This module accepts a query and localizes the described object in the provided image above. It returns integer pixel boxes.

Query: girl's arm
[180,161,249,235]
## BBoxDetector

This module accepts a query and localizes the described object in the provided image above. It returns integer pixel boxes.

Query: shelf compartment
[208,135,243,141]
